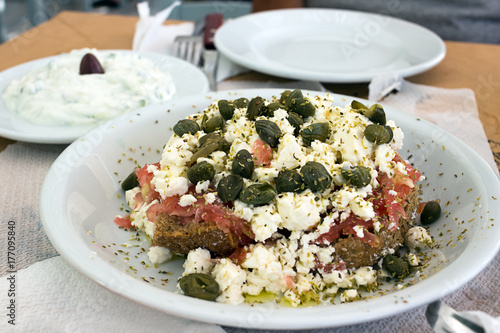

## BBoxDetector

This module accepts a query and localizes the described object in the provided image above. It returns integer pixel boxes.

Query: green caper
[300,161,332,193]
[364,124,393,144]
[300,122,330,146]
[350,100,368,110]
[198,132,221,147]
[217,174,244,202]
[275,170,305,193]
[173,119,200,137]
[218,99,235,121]
[232,149,254,179]
[190,141,220,163]
[364,104,386,125]
[121,170,139,191]
[287,111,304,136]
[284,89,303,108]
[202,115,224,133]
[421,201,441,225]
[191,133,224,163]
[179,273,220,301]
[187,161,215,185]
[280,90,291,105]
[382,254,410,280]
[266,102,285,115]
[247,96,265,121]
[233,97,249,109]
[255,119,282,148]
[239,183,276,206]
[341,165,372,188]
[289,98,316,118]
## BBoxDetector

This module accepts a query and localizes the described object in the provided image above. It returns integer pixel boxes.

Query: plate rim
[40,89,500,329]
[0,49,209,144]
[214,8,446,83]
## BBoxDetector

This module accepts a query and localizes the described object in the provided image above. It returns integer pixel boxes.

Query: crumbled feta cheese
[405,226,433,250]
[212,259,246,305]
[125,187,141,209]
[204,192,217,204]
[179,194,197,207]
[353,225,364,238]
[183,248,214,275]
[147,246,172,264]
[242,244,285,295]
[249,204,282,242]
[341,289,358,302]
[195,180,210,193]
[277,191,328,231]
[131,200,158,238]
[407,253,420,266]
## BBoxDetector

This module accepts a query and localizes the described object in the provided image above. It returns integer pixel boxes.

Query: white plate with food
[40,89,499,330]
[214,9,446,83]
[0,49,209,144]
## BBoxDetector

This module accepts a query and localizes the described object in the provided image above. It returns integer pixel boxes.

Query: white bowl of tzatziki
[2,48,182,126]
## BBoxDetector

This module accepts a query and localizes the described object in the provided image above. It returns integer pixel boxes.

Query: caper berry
[287,112,304,136]
[421,201,441,225]
[191,133,224,163]
[202,115,224,133]
[217,174,244,202]
[179,273,220,301]
[364,104,386,125]
[341,165,372,188]
[300,161,332,193]
[232,149,254,179]
[247,96,265,121]
[121,170,139,191]
[255,119,282,148]
[233,97,249,109]
[284,89,303,109]
[173,119,200,137]
[382,254,410,280]
[187,161,215,185]
[239,183,276,206]
[266,102,285,115]
[218,99,235,121]
[280,90,291,105]
[364,124,393,145]
[289,98,316,118]
[350,100,368,110]
[198,132,221,147]
[300,122,330,146]
[275,170,305,193]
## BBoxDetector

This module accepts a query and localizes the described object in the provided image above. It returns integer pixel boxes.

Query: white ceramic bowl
[40,89,500,330]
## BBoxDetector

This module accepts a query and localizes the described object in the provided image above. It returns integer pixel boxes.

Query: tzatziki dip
[2,48,176,126]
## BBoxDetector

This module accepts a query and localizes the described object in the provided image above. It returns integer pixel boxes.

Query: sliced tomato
[252,139,272,167]
[136,163,161,204]
[136,162,160,187]
[114,215,133,230]
[146,189,255,245]
[318,153,421,245]
[317,214,380,247]
[316,259,347,274]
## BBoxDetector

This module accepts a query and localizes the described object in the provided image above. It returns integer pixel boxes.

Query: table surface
[0,11,499,172]
[0,11,499,332]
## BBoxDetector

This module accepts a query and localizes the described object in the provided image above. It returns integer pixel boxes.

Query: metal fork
[173,13,223,91]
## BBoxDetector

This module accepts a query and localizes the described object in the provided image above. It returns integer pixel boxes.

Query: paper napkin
[133,1,195,55]
[0,256,224,333]
[132,2,249,84]
[369,74,499,176]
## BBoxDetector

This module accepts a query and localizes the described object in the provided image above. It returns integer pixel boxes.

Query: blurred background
[1,0,499,44]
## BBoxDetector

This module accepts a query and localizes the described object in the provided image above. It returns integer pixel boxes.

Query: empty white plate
[214,9,446,83]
